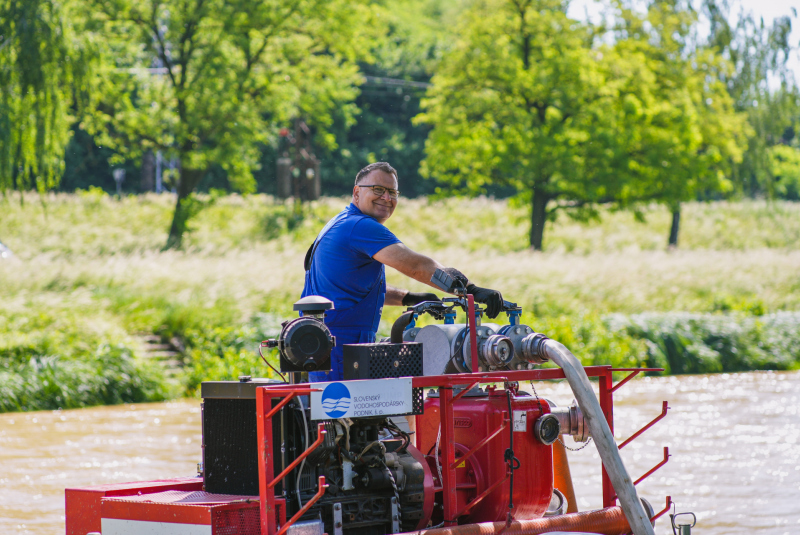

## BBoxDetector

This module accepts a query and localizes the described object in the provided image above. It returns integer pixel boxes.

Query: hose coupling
[520,333,550,364]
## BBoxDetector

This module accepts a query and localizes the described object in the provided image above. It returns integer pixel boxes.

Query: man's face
[352,170,398,224]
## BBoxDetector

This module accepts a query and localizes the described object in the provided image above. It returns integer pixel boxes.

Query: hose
[391,311,416,343]
[404,505,631,535]
[529,336,655,535]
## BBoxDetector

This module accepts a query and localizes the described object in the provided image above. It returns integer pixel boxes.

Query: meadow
[1,190,799,412]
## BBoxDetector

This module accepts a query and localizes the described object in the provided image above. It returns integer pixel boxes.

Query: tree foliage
[0,0,96,194]
[417,0,750,249]
[703,1,800,197]
[85,0,374,248]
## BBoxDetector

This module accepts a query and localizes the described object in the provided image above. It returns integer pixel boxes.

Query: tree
[417,0,748,250]
[417,0,634,250]
[612,0,750,247]
[703,1,800,198]
[0,0,96,196]
[86,0,373,248]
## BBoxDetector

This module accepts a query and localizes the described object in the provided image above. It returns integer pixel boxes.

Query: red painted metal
[450,416,509,470]
[257,385,324,535]
[619,401,669,449]
[418,386,553,524]
[100,491,261,525]
[268,423,327,488]
[247,365,668,535]
[453,470,510,519]
[276,476,328,535]
[65,478,204,535]
[633,447,670,486]
[453,381,481,401]
[651,495,672,522]
[598,367,615,508]
[441,386,459,526]
[467,294,479,372]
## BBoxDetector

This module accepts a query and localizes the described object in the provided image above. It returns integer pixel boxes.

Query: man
[302,162,504,382]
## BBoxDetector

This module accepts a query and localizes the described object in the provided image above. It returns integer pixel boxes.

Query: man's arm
[373,243,446,291]
[374,243,505,318]
[385,285,407,306]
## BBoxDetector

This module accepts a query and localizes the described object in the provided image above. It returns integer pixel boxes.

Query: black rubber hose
[391,311,415,343]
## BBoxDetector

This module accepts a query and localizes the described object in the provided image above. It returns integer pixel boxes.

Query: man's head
[352,162,399,224]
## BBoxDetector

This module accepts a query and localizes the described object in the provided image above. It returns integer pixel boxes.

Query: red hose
[401,506,631,535]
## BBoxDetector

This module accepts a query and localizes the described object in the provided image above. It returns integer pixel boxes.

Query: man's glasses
[358,184,400,199]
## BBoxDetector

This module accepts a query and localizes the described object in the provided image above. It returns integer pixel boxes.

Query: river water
[1,371,798,534]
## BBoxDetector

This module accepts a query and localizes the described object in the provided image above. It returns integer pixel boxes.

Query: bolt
[353,362,359,369]
[394,360,400,367]
[335,522,343,528]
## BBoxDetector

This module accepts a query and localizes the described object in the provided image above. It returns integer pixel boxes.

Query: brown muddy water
[1,371,798,534]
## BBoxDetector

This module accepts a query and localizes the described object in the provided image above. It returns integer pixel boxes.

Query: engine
[285,406,433,535]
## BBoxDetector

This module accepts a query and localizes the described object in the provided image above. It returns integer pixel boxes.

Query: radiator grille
[213,506,261,535]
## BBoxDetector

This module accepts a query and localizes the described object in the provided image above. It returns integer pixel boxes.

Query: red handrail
[619,401,669,449]
[651,495,672,522]
[268,423,327,489]
[276,476,328,535]
[634,447,670,486]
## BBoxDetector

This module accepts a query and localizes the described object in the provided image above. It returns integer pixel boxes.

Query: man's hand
[466,284,504,319]
[402,291,441,307]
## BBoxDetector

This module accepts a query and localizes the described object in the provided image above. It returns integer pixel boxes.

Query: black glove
[441,267,470,290]
[466,283,504,319]
[402,291,441,307]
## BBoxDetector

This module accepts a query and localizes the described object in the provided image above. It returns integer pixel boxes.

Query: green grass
[1,191,799,411]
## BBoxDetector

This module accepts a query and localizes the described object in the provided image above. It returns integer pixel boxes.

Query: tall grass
[1,191,799,411]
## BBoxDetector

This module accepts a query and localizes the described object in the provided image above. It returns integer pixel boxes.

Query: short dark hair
[355,162,398,185]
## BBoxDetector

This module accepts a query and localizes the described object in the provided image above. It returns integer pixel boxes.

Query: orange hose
[553,439,579,514]
[402,506,631,535]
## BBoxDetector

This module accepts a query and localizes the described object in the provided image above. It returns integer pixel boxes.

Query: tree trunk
[668,204,681,249]
[164,166,205,250]
[529,188,549,251]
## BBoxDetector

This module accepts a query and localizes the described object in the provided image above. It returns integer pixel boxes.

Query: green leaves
[0,0,99,194]
[82,0,373,246]
[417,0,750,250]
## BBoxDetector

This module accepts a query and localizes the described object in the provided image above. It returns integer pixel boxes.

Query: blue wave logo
[321,382,351,418]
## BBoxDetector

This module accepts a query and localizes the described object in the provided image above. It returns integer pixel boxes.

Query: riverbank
[1,193,799,412]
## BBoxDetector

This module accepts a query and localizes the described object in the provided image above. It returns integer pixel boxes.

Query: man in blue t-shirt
[302,162,504,382]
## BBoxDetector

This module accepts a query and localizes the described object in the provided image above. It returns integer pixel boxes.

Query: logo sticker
[321,382,352,418]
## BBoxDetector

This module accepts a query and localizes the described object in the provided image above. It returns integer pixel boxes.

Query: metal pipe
[534,337,655,535]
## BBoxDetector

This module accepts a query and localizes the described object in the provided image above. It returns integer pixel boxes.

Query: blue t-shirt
[304,203,401,311]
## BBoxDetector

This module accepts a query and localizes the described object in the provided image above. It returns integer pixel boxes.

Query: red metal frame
[254,365,668,535]
[256,385,324,535]
[619,401,669,449]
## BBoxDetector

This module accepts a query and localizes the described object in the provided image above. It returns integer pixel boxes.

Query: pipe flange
[481,334,514,367]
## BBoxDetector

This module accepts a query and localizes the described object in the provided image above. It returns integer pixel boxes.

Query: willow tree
[0,0,95,195]
[87,0,373,249]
